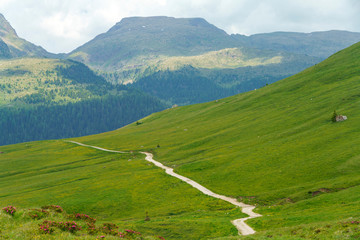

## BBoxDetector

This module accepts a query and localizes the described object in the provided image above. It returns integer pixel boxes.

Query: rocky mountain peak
[0,13,17,37]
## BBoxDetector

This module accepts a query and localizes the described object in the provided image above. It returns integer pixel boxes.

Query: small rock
[336,115,347,122]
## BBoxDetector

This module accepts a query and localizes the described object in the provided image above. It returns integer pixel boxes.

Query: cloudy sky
[0,0,359,53]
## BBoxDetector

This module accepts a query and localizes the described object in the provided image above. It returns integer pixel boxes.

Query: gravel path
[67,141,261,235]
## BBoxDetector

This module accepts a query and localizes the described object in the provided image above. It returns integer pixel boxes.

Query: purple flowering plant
[2,206,16,216]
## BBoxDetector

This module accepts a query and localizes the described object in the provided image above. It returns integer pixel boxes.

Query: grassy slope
[71,42,360,238]
[152,48,282,71]
[0,140,244,239]
[0,58,99,105]
[98,47,305,85]
[2,42,360,239]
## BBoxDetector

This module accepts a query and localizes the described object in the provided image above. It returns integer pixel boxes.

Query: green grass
[2,42,360,238]
[0,140,244,239]
[76,41,360,199]
[69,42,360,237]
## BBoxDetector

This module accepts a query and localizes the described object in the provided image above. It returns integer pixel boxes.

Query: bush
[332,110,338,122]
[29,209,49,219]
[57,221,82,233]
[41,205,63,213]
[101,223,119,236]
[2,206,16,216]
[39,223,55,234]
[72,213,96,223]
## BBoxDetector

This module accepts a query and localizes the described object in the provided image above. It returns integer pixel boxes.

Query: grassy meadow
[1,40,360,239]
[0,140,244,239]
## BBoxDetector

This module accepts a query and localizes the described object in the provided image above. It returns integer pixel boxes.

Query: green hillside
[0,58,167,145]
[0,58,108,106]
[1,41,360,239]
[78,39,360,202]
[72,41,360,238]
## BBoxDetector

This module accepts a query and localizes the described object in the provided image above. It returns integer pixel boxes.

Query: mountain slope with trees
[0,58,167,145]
[68,16,360,105]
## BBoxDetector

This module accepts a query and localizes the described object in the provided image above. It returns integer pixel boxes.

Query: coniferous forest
[0,91,166,145]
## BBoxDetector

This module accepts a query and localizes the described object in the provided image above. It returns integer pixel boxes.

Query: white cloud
[0,0,358,53]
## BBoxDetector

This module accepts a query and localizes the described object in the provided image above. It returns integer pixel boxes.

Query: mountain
[68,16,360,72]
[235,30,360,58]
[68,16,236,70]
[0,58,167,145]
[68,16,360,106]
[0,13,168,146]
[0,13,54,58]
[1,42,360,239]
[131,48,320,105]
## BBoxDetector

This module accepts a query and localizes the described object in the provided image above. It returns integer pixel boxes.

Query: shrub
[101,223,119,236]
[332,110,338,122]
[123,229,141,238]
[57,221,82,233]
[87,222,99,235]
[29,209,49,219]
[41,205,63,213]
[39,223,55,234]
[72,213,96,223]
[2,206,16,216]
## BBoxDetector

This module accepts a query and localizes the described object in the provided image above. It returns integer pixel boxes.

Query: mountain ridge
[0,13,55,58]
[68,16,360,90]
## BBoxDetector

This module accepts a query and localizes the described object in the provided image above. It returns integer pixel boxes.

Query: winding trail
[67,141,261,235]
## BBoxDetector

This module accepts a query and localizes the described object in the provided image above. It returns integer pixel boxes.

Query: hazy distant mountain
[234,30,360,58]
[0,13,54,58]
[68,16,239,71]
[66,16,360,105]
[68,16,360,77]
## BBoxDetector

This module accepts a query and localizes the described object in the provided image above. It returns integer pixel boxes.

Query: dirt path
[67,141,261,235]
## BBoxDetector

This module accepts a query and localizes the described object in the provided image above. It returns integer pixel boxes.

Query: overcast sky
[0,0,359,53]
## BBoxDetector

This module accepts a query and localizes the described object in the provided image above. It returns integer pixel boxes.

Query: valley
[0,10,360,240]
